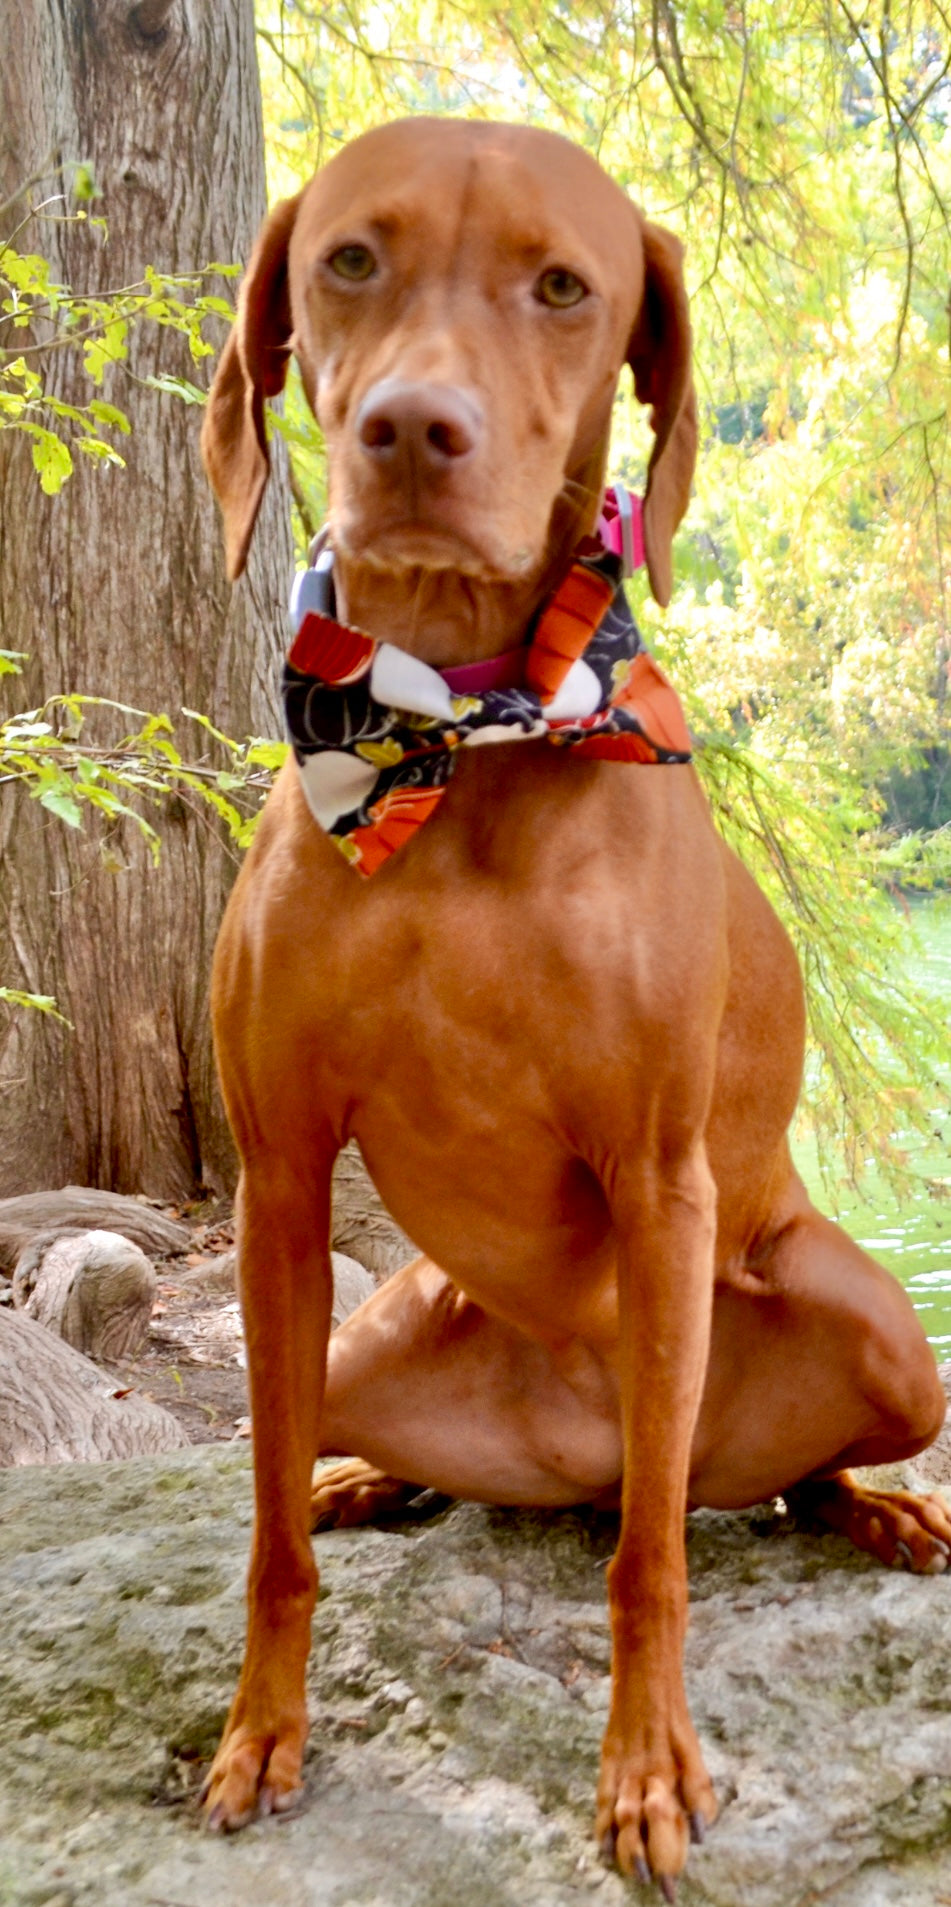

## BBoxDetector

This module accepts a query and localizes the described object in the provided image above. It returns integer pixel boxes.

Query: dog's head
[203,119,696,651]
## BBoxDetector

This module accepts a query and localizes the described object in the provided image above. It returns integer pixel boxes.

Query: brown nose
[356,378,483,470]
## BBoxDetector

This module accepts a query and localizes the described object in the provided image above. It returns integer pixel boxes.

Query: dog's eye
[327,244,377,282]
[534,268,588,309]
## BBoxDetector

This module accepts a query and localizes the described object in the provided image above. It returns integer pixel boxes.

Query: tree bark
[0,1186,188,1272]
[0,0,293,1198]
[12,1228,157,1360]
[331,1143,417,1278]
[0,1308,187,1463]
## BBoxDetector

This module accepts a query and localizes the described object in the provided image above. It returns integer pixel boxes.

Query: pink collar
[440,647,527,693]
[437,486,644,695]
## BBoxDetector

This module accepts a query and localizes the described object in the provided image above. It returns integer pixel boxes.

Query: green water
[794,896,951,1352]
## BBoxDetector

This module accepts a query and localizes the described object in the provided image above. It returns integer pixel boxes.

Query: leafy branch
[0,200,236,491]
[697,734,951,1196]
[0,668,286,860]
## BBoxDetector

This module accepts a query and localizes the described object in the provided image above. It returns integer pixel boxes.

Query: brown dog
[200,119,948,1891]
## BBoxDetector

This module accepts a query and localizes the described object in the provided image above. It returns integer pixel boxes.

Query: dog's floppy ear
[627,220,698,608]
[201,192,302,580]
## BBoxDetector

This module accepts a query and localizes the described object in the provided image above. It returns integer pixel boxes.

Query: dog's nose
[356,379,483,468]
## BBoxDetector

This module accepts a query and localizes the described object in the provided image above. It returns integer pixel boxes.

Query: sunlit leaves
[0,216,241,482]
[0,692,287,867]
[0,987,69,1021]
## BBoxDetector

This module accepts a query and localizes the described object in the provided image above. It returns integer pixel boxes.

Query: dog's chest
[291,752,708,1104]
[317,869,622,1295]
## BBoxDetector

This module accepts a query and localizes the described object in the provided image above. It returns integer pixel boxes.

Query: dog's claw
[205,1801,226,1834]
[659,1876,677,1904]
[599,1830,616,1864]
[271,1784,303,1816]
[893,1540,914,1569]
[689,1809,707,1845]
[633,1856,651,1884]
[924,1544,949,1575]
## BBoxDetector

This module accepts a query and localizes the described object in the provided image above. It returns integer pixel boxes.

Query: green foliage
[0,650,286,1022]
[0,987,69,1022]
[0,199,239,489]
[0,684,285,859]
[694,735,948,1189]
[0,655,284,988]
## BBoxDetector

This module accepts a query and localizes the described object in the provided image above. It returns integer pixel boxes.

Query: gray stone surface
[0,1442,949,1906]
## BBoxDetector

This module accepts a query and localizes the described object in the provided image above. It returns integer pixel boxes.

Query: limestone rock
[0,1426,949,1905]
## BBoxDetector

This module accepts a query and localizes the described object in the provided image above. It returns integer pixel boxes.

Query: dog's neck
[328,481,643,669]
[332,557,556,671]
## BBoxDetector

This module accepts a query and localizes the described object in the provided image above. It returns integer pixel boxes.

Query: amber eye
[534,267,588,309]
[327,244,377,282]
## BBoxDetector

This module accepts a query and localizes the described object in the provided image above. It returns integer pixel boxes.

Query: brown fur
[199,119,948,1885]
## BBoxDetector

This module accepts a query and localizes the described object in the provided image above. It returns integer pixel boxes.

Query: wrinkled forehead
[290,118,643,293]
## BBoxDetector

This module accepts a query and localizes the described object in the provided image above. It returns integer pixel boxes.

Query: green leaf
[245,740,290,771]
[136,713,175,745]
[83,317,128,385]
[36,784,82,827]
[87,399,132,434]
[75,437,126,466]
[0,986,70,1024]
[0,250,51,294]
[29,431,73,494]
[72,163,98,204]
[142,373,207,406]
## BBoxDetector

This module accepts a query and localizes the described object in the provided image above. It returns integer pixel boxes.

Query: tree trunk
[0,0,292,1198]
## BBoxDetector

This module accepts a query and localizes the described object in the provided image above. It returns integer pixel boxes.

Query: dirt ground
[120,1198,250,1444]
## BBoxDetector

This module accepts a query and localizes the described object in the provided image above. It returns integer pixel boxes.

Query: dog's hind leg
[691,1200,949,1570]
[312,1254,623,1516]
[311,1458,430,1530]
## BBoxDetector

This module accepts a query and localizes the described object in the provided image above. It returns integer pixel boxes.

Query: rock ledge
[1,1430,949,1906]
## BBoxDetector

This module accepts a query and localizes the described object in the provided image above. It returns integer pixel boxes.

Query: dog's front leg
[202,1150,334,1829]
[596,1143,718,1892]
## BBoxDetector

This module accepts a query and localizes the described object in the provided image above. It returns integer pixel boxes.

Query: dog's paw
[596,1722,717,1894]
[854,1485,950,1573]
[310,1457,423,1530]
[200,1715,307,1832]
[792,1477,951,1575]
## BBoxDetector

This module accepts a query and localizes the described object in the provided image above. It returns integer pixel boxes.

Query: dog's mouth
[332,505,540,584]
